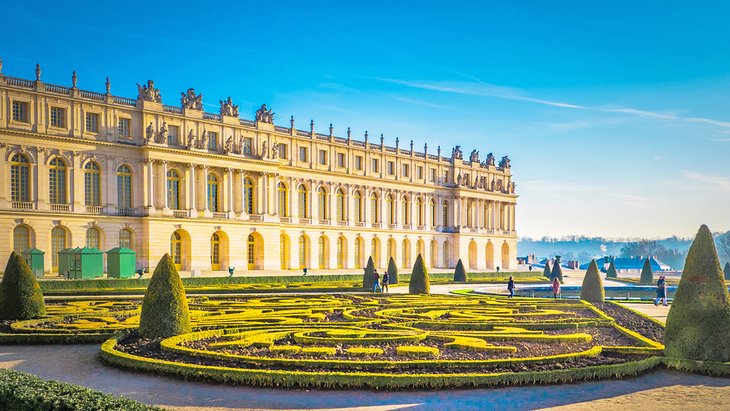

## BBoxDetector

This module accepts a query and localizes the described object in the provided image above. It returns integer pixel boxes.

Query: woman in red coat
[551,277,561,299]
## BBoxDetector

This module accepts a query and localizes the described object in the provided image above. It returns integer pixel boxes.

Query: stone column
[72,153,84,211]
[187,164,197,216]
[160,161,168,210]
[105,157,117,214]
[145,159,154,210]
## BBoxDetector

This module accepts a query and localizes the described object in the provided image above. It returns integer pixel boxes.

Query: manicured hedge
[139,254,191,338]
[0,252,46,320]
[0,368,160,410]
[580,260,605,303]
[639,258,654,284]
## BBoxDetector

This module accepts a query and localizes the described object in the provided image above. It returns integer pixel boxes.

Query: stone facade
[0,63,517,274]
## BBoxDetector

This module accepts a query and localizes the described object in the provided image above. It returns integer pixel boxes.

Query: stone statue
[224,136,233,153]
[219,97,239,117]
[180,88,203,110]
[490,179,495,191]
[136,80,162,102]
[456,173,462,186]
[156,121,169,144]
[255,104,275,124]
[271,141,279,159]
[451,145,463,160]
[261,140,268,158]
[145,122,154,144]
[499,156,511,168]
[496,179,503,192]
[469,149,479,163]
[199,129,208,150]
[186,129,196,149]
[237,136,245,154]
[485,152,495,167]
[510,182,516,194]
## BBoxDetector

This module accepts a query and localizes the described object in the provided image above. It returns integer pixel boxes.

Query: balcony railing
[248,214,264,221]
[355,221,366,227]
[318,219,330,225]
[337,220,348,226]
[299,218,311,224]
[279,216,292,223]
[11,201,35,210]
[50,203,71,212]
[85,205,103,214]
[117,207,134,216]
[173,209,190,218]
[6,77,34,88]
[417,225,426,230]
[388,223,397,229]
[371,222,382,228]
[212,212,229,219]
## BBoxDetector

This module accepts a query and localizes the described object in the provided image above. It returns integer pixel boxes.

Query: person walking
[382,270,390,293]
[551,277,561,299]
[372,269,382,293]
[507,276,515,298]
[654,275,668,306]
[302,267,308,276]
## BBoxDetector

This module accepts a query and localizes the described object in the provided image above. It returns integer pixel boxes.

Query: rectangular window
[118,118,131,137]
[208,132,218,150]
[355,156,363,170]
[85,113,99,133]
[417,166,423,179]
[337,152,345,168]
[372,158,379,173]
[403,164,409,177]
[388,161,395,175]
[169,125,179,145]
[299,146,308,162]
[50,107,66,128]
[244,137,253,154]
[12,101,29,123]
[431,168,436,182]
[443,170,449,183]
[278,143,288,159]
[319,150,327,165]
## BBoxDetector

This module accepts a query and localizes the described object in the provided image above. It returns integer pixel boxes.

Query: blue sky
[3,1,729,238]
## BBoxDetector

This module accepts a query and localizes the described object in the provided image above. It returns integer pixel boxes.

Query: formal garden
[0,225,728,408]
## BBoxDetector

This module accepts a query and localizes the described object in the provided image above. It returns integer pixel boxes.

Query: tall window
[402,197,410,225]
[354,237,362,269]
[386,194,394,224]
[12,101,29,122]
[247,234,255,269]
[318,236,328,269]
[211,233,221,270]
[467,200,474,227]
[336,189,345,222]
[13,225,31,253]
[280,235,289,270]
[277,182,288,216]
[118,118,130,138]
[244,177,254,214]
[85,112,99,133]
[117,165,132,209]
[371,238,380,267]
[430,199,437,227]
[442,200,450,227]
[119,229,133,249]
[171,232,182,270]
[207,173,220,212]
[10,154,30,202]
[370,193,379,223]
[50,107,66,128]
[86,228,100,249]
[298,185,308,218]
[337,236,345,269]
[84,162,101,206]
[298,235,309,269]
[416,198,424,226]
[318,187,328,220]
[48,157,67,204]
[167,170,180,210]
[208,132,218,151]
[51,227,66,270]
[353,190,362,222]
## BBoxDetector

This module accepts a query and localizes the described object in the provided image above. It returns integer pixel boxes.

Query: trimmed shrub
[606,260,618,278]
[542,261,551,279]
[0,251,46,320]
[454,259,467,282]
[139,254,191,338]
[580,260,605,303]
[362,257,376,290]
[665,225,730,362]
[409,254,430,294]
[387,256,399,284]
[724,262,730,281]
[551,256,563,283]
[639,258,653,284]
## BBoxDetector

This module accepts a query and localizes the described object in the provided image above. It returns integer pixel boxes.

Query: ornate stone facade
[0,63,517,274]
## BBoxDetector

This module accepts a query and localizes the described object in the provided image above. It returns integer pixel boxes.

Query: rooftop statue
[255,104,275,124]
[136,80,162,103]
[181,88,203,110]
[220,97,239,117]
[499,156,511,168]
[485,152,495,167]
[451,145,463,160]
[469,149,479,163]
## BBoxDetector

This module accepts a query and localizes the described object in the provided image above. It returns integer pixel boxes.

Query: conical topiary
[724,262,730,281]
[580,260,605,302]
[543,260,551,279]
[606,260,618,278]
[665,225,730,362]
[387,256,399,284]
[454,258,467,282]
[639,258,654,284]
[363,256,376,290]
[551,256,563,283]
[139,254,191,338]
[0,252,46,320]
[409,254,430,294]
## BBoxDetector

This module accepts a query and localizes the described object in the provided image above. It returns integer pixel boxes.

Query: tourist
[529,265,533,272]
[552,277,561,299]
[654,275,668,306]
[372,269,382,293]
[382,270,390,293]
[303,267,308,276]
[507,276,515,298]
[496,266,500,273]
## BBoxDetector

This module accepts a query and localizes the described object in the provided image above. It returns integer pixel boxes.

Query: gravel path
[1,344,729,411]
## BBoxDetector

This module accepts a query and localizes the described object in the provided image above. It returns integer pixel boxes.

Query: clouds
[681,170,730,191]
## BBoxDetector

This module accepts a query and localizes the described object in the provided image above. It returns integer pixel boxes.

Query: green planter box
[22,248,45,278]
[106,247,136,279]
[58,248,76,278]
[74,247,103,279]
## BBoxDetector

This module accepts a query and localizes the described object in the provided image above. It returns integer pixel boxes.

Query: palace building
[0,61,517,275]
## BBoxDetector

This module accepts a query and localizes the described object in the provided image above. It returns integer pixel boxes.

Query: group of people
[654,275,669,306]
[371,269,390,293]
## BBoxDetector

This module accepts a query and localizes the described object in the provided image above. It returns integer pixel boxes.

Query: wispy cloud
[681,170,730,190]
[391,95,459,111]
[603,193,664,209]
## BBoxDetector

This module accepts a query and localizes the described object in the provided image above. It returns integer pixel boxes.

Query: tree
[409,254,430,294]
[639,258,654,284]
[665,225,730,362]
[606,260,618,278]
[0,252,46,320]
[139,254,191,338]
[362,256,376,290]
[387,256,399,284]
[580,260,605,302]
[454,259,467,282]
[724,262,730,282]
[542,260,551,279]
[551,256,563,283]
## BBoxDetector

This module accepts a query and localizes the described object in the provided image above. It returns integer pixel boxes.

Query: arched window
[318,187,328,220]
[84,162,101,206]
[416,198,424,226]
[211,233,221,270]
[117,165,132,209]
[10,154,31,202]
[429,199,436,227]
[86,227,100,249]
[336,188,345,222]
[370,192,379,223]
[298,185,308,218]
[167,170,180,210]
[442,200,450,227]
[371,238,380,267]
[443,240,450,268]
[277,182,288,217]
[13,225,31,253]
[49,157,67,204]
[244,177,254,214]
[298,235,309,269]
[353,190,362,223]
[247,234,255,269]
[354,237,362,269]
[171,231,183,270]
[318,236,328,269]
[51,227,67,271]
[337,236,346,269]
[207,173,220,212]
[386,194,395,224]
[119,228,133,249]
[402,196,410,225]
[280,234,290,269]
[402,239,411,268]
